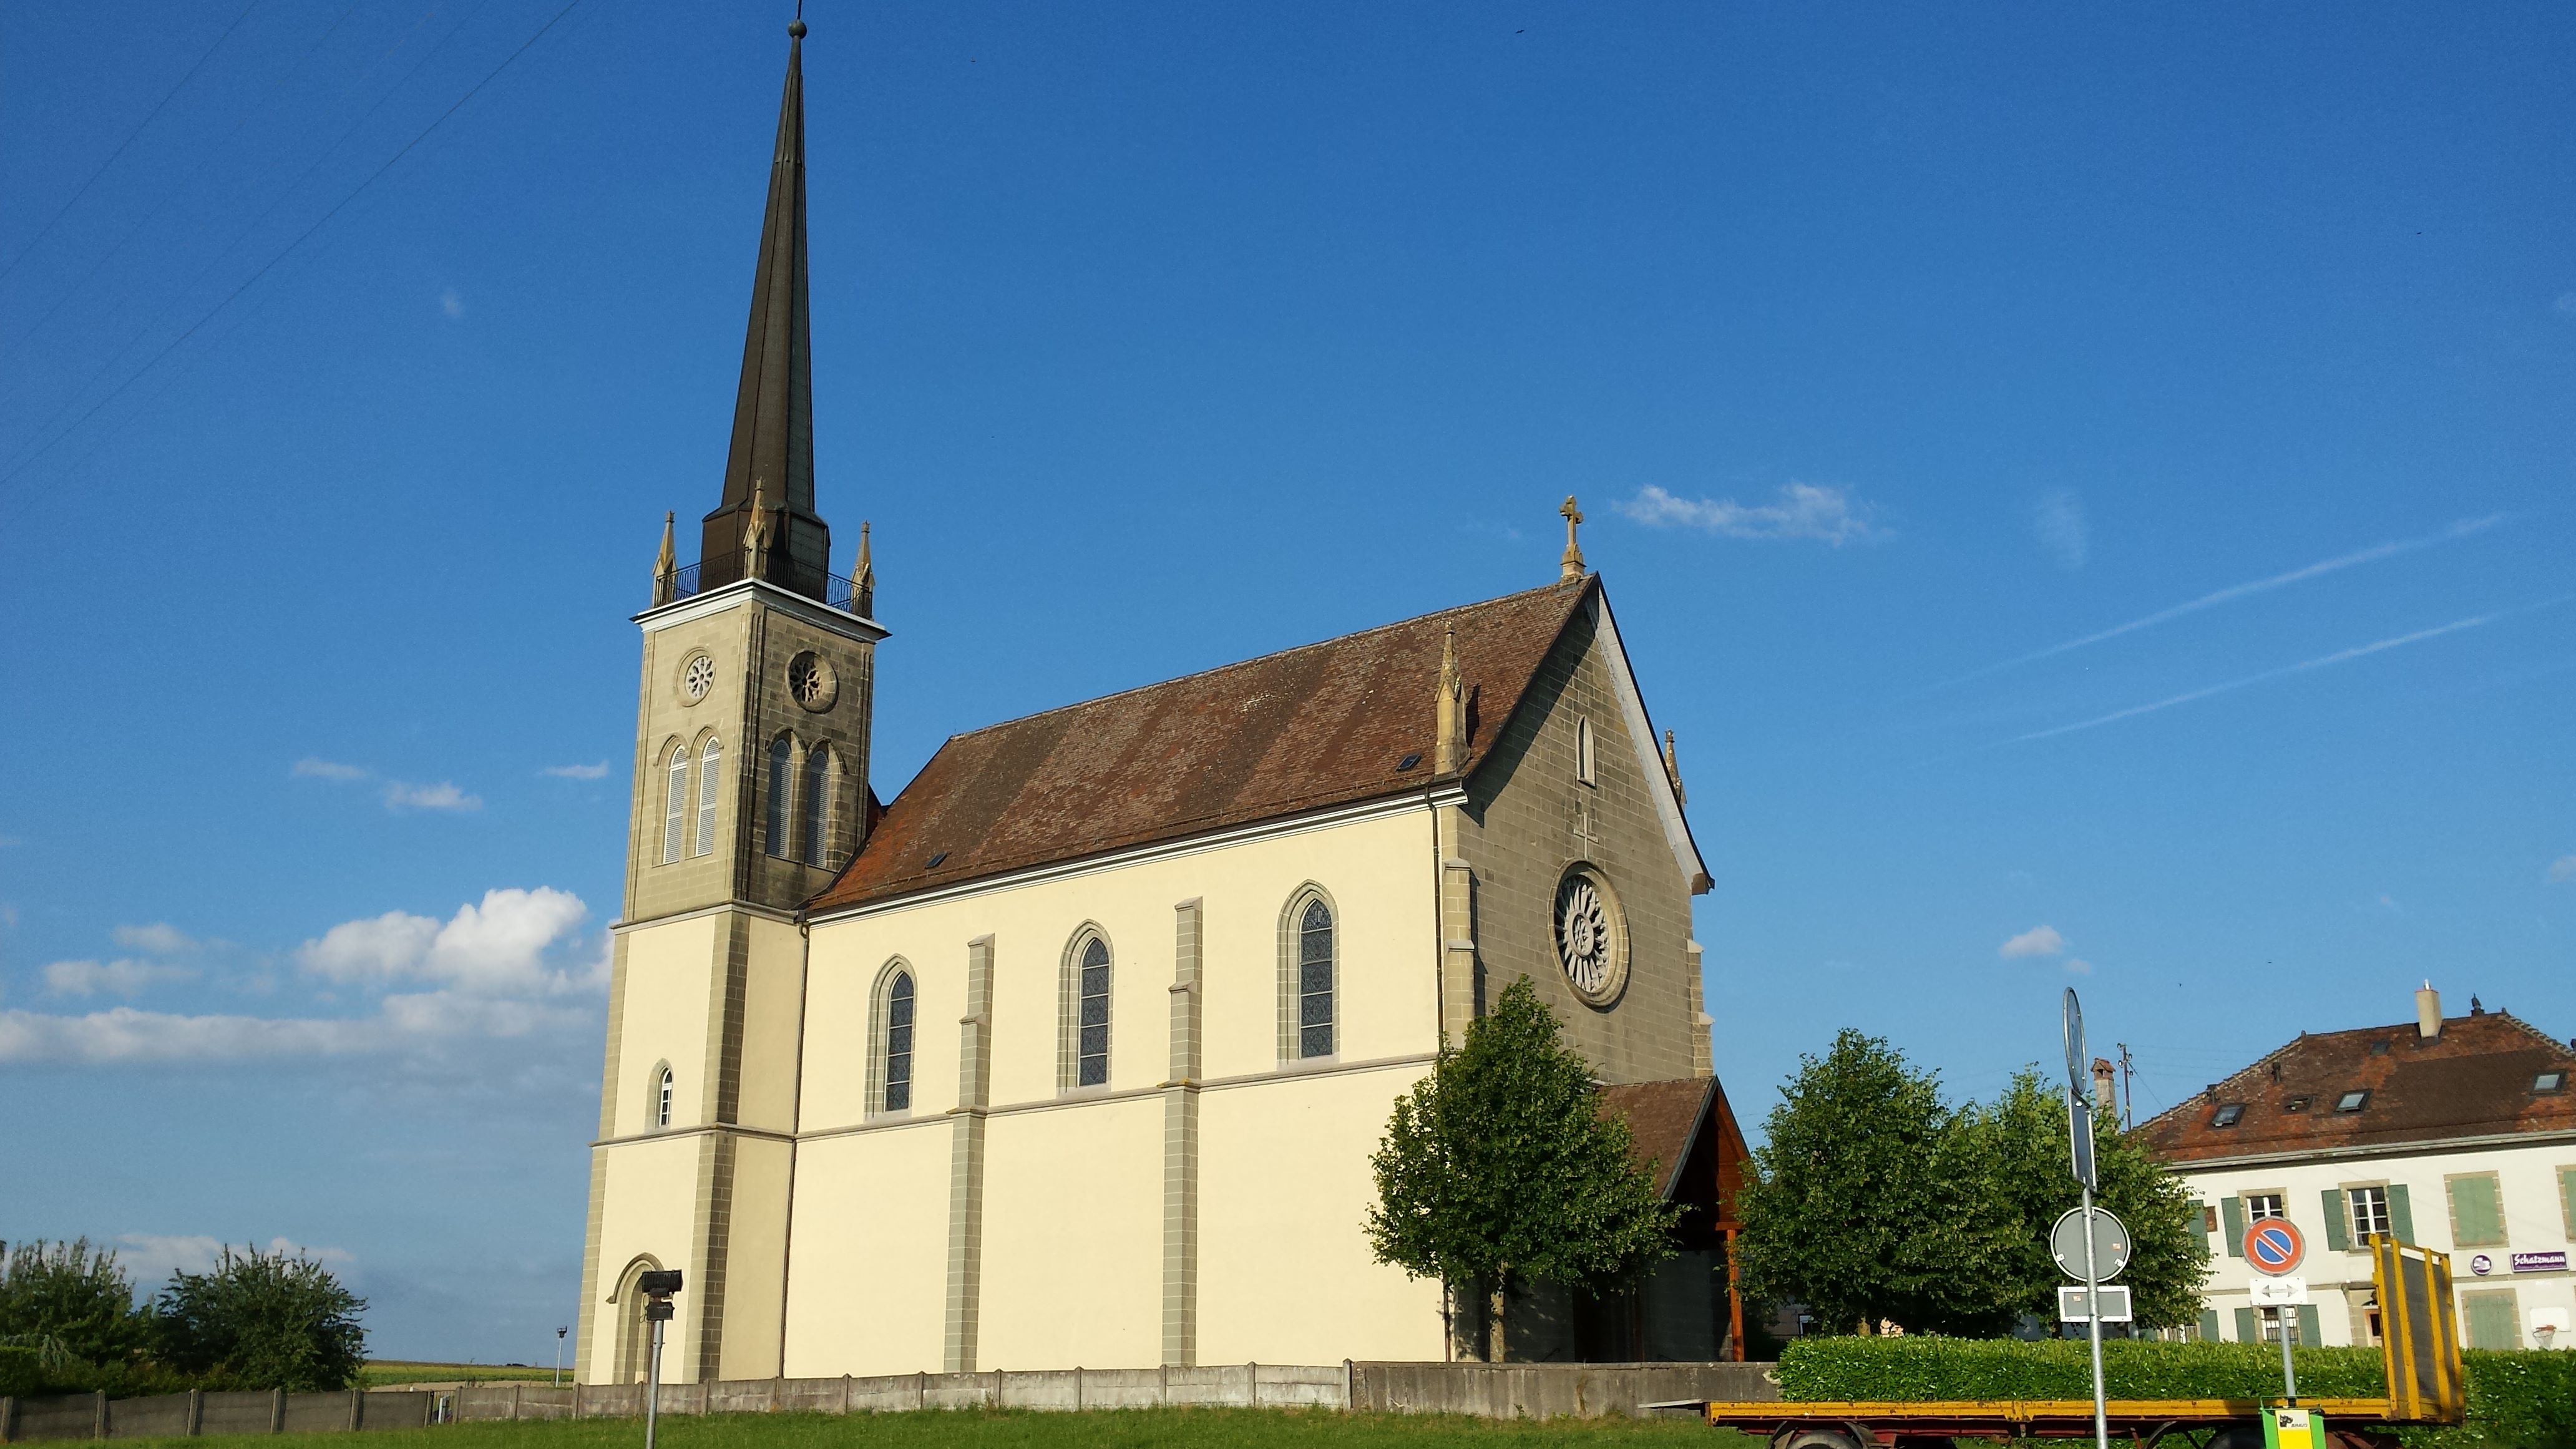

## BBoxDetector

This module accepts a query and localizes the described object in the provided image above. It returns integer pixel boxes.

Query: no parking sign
[2245,1218,2305,1275]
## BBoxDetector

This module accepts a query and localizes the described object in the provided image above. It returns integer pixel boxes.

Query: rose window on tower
[1553,865,1626,1007]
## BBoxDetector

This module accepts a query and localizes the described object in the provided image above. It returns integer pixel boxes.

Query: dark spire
[699,17,831,597]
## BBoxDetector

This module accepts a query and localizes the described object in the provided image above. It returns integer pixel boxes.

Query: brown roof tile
[809,578,1600,913]
[2134,1010,2576,1164]
[1599,1077,1717,1198]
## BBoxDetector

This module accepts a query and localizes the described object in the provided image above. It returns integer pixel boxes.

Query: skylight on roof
[2538,1071,2566,1093]
[2336,1090,2369,1113]
[2212,1103,2245,1128]
[2283,1096,2312,1113]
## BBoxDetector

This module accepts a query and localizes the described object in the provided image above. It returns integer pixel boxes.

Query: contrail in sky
[2007,597,2567,744]
[1946,514,2507,687]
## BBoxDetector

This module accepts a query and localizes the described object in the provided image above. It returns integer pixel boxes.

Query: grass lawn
[361,1364,572,1387]
[115,1408,1759,1449]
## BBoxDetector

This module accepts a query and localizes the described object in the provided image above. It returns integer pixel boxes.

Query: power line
[0,0,265,287]
[0,0,591,499]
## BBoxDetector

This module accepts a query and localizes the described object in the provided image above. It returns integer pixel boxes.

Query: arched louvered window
[766,736,793,859]
[661,748,688,864]
[694,738,722,856]
[1061,932,1111,1090]
[881,969,915,1113]
[655,1065,674,1129]
[799,744,831,867]
[1297,897,1335,1058]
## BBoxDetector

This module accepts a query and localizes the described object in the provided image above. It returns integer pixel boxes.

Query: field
[359,1364,571,1387]
[110,1408,1759,1449]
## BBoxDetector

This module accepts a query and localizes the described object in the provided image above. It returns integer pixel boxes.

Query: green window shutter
[2558,1166,2576,1238]
[2296,1304,2321,1347]
[2321,1189,2350,1251]
[2388,1183,2414,1245]
[2199,1309,2222,1343]
[2449,1176,2504,1247]
[2463,1293,2518,1350]
[2222,1196,2247,1257]
[2233,1306,2258,1344]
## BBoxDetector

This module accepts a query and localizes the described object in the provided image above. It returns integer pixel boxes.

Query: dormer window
[2536,1070,2565,1093]
[2212,1103,2245,1128]
[2368,1039,2391,1056]
[2335,1090,2369,1113]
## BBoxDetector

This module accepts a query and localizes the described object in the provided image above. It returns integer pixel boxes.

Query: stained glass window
[766,736,793,858]
[694,738,722,856]
[1078,937,1111,1087]
[663,749,688,864]
[1299,898,1334,1058]
[800,746,831,867]
[883,971,915,1113]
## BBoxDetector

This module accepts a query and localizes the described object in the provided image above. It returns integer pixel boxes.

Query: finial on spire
[1662,728,1686,807]
[653,511,678,606]
[1435,623,1467,774]
[1558,495,1586,582]
[849,520,876,617]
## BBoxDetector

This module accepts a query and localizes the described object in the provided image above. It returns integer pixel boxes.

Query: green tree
[1966,1067,2209,1329]
[1367,977,1682,1358]
[1733,1030,2019,1337]
[153,1246,366,1391]
[0,1239,149,1366]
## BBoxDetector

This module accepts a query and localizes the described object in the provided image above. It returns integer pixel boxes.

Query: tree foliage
[1367,977,1682,1305]
[152,1246,367,1392]
[0,1239,149,1367]
[1735,1033,2210,1337]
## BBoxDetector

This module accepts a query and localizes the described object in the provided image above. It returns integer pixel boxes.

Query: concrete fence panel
[1349,1360,1777,1419]
[104,1393,190,1439]
[355,1393,430,1432]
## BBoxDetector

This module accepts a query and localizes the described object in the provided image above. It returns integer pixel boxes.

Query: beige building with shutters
[573,20,1729,1386]
[2135,985,2576,1352]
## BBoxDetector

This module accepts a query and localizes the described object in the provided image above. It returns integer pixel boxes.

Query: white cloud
[440,287,464,320]
[542,761,610,780]
[1619,483,1885,545]
[44,959,197,997]
[2548,855,2576,884]
[292,758,369,782]
[0,992,592,1066]
[2063,957,2094,975]
[114,1235,354,1290]
[112,922,197,954]
[383,781,481,812]
[2034,490,2089,570]
[2001,924,2068,959]
[300,887,588,996]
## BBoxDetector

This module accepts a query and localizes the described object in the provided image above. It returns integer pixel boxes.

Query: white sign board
[2248,1276,2312,1307]
[2058,1284,2134,1324]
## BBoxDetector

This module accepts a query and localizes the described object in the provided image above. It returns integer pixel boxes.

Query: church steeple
[699,16,831,597]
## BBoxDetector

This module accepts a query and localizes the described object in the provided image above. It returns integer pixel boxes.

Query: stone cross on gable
[1559,495,1586,581]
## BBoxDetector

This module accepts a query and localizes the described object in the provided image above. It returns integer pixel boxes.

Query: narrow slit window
[1077,937,1110,1088]
[655,1066,673,1129]
[694,738,722,856]
[662,749,688,864]
[1575,716,1596,785]
[800,744,831,867]
[1298,897,1335,1059]
[766,736,793,859]
[882,971,915,1113]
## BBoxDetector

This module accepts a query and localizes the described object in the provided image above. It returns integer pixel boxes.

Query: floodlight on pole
[555,1326,567,1388]
[637,1270,683,1449]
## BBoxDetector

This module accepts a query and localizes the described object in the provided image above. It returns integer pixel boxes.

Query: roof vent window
[1397,752,1422,772]
[2537,1071,2566,1093]
[925,851,947,868]
[2212,1103,2245,1128]
[2335,1090,2370,1113]
[2368,1039,2391,1056]
[2282,1096,2312,1113]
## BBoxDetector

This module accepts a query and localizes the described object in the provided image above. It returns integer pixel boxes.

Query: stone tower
[577,17,881,1385]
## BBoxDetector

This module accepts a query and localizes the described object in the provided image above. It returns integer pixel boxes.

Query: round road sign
[2244,1217,2305,1275]
[2050,1206,2132,1281]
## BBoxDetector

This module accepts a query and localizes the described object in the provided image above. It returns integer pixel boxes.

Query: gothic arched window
[662,748,688,864]
[654,1064,674,1129]
[694,737,722,856]
[1279,889,1338,1060]
[799,744,832,867]
[876,967,915,1114]
[766,735,794,859]
[1061,930,1112,1090]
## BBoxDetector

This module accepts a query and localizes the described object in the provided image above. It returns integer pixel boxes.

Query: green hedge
[0,1345,223,1400]
[1775,1338,2575,1449]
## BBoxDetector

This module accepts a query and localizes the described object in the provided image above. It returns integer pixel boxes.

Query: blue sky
[2,1,2570,1360]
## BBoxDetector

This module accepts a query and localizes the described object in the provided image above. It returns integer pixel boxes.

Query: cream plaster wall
[977,1098,1166,1368]
[716,1136,796,1377]
[1196,1061,1448,1364]
[779,1122,954,1376]
[586,1133,707,1382]
[738,916,807,1131]
[610,916,723,1138]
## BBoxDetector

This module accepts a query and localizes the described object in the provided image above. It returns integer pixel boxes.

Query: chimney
[2416,981,2441,1040]
[2091,1057,2117,1113]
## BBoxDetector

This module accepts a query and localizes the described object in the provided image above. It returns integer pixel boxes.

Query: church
[575,21,1740,1385]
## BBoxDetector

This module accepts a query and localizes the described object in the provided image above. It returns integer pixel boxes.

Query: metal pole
[2277,1302,2299,1405]
[644,1317,664,1449]
[2082,1188,2107,1449]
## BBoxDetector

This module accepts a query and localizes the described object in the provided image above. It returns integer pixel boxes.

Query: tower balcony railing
[654,558,869,615]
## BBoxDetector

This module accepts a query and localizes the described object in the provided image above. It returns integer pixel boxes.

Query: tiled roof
[1599,1077,1719,1199]
[2133,1010,2576,1165]
[809,578,1600,912]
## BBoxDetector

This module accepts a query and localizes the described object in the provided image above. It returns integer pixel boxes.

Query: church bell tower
[578,17,878,1387]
